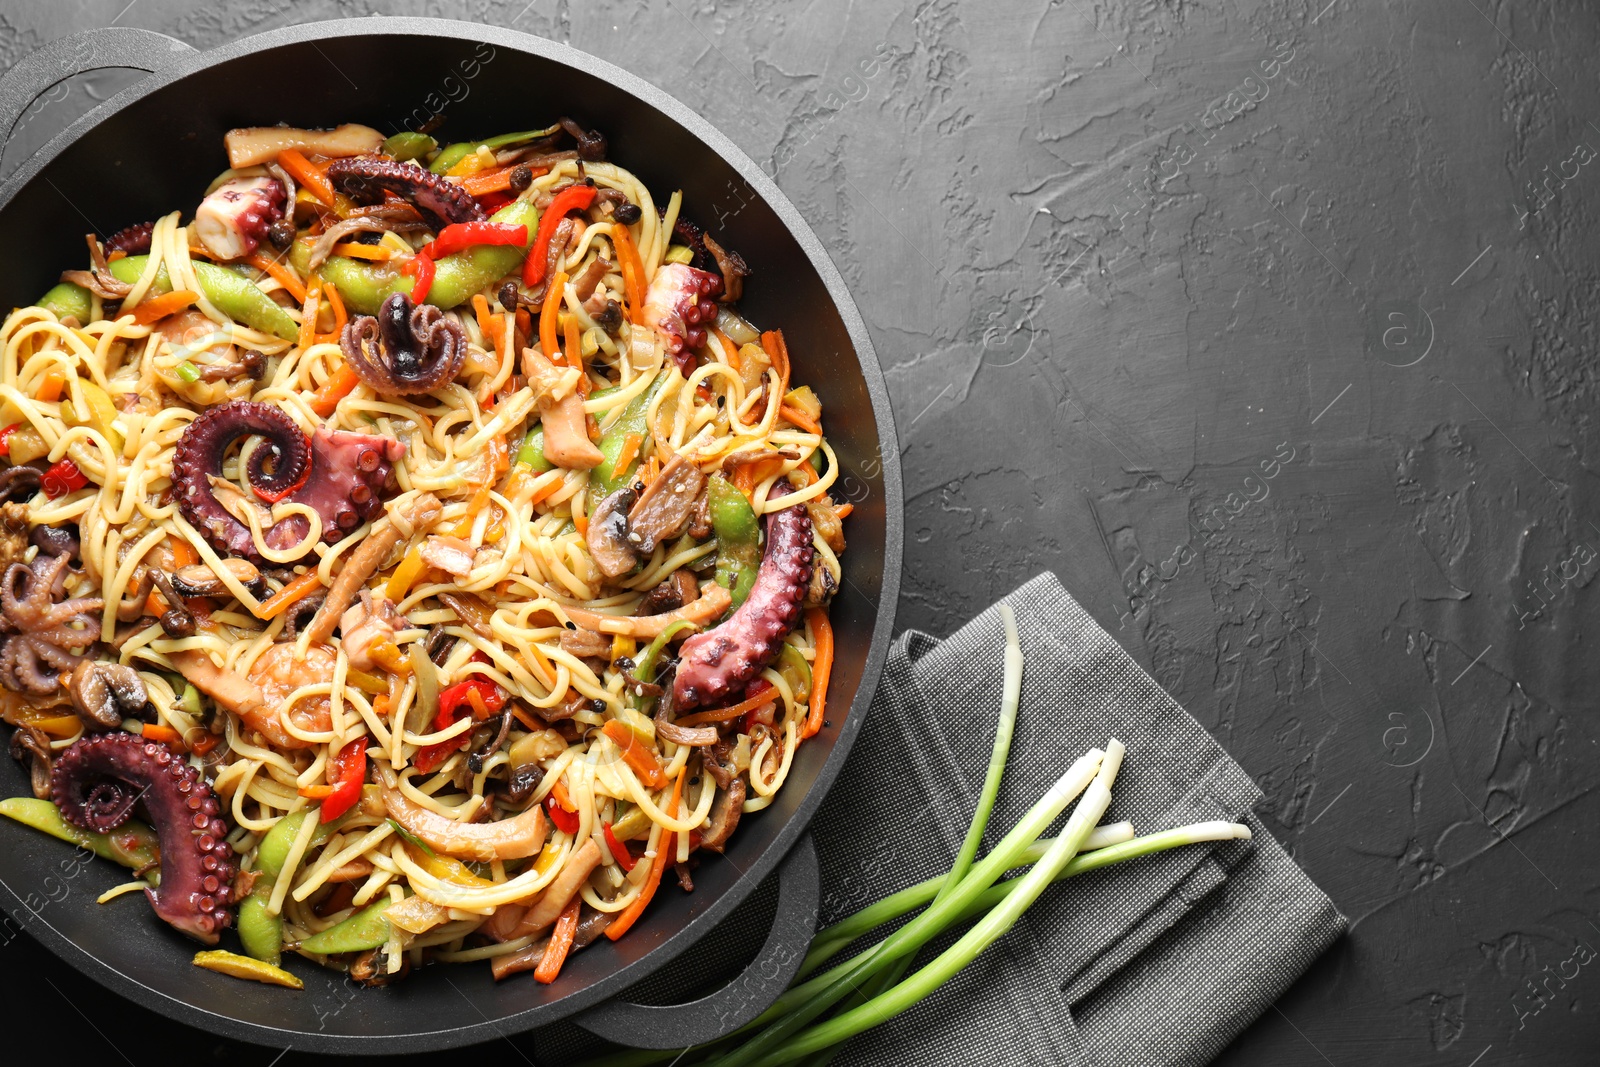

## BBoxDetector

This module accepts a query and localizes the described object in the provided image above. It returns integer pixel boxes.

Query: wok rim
[0,15,903,1054]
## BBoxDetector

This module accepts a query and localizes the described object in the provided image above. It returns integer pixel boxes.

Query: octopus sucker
[673,489,814,709]
[51,732,236,944]
[194,177,286,262]
[173,400,404,562]
[325,157,484,230]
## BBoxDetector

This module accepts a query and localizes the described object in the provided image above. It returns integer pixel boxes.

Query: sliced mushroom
[699,778,746,853]
[113,566,156,623]
[502,762,545,807]
[586,485,639,579]
[150,570,196,638]
[68,659,148,731]
[637,569,699,616]
[29,523,79,560]
[349,944,410,987]
[303,492,442,647]
[10,725,53,799]
[224,123,384,168]
[626,452,706,554]
[467,710,513,775]
[558,628,613,660]
[436,591,496,643]
[170,558,266,599]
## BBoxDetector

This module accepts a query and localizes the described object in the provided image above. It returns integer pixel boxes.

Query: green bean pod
[299,897,393,955]
[584,379,668,514]
[0,797,160,874]
[428,125,562,174]
[710,474,761,608]
[38,282,91,324]
[108,256,299,341]
[382,132,437,162]
[238,811,332,965]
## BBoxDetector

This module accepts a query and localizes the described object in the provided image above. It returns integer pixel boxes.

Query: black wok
[0,17,900,1055]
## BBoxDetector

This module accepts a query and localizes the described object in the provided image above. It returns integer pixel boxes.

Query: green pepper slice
[709,474,761,608]
[299,897,394,955]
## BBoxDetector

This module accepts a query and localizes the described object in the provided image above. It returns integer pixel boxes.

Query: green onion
[749,744,1127,1067]
[175,361,201,383]
[797,604,1026,1067]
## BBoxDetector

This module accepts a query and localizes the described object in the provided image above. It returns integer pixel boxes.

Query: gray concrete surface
[1,1,1596,1064]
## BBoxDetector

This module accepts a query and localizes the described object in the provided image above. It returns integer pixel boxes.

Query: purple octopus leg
[51,733,236,944]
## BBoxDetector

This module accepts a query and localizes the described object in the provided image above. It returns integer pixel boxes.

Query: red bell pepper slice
[42,458,87,499]
[546,795,580,835]
[419,221,528,259]
[0,423,19,457]
[319,736,369,824]
[602,821,636,872]
[411,676,506,774]
[522,184,598,287]
[401,253,437,305]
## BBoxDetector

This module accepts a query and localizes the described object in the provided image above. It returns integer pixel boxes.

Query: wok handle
[573,833,821,1050]
[0,28,194,169]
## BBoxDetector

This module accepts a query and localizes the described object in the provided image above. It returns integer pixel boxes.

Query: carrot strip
[550,777,577,813]
[534,896,582,983]
[640,455,661,489]
[309,362,360,417]
[278,149,335,207]
[676,687,782,728]
[297,282,322,353]
[508,704,541,733]
[712,327,742,371]
[611,433,643,479]
[170,537,198,569]
[247,253,308,303]
[35,371,65,403]
[540,272,567,364]
[761,330,791,398]
[834,502,854,520]
[564,314,585,392]
[526,472,563,508]
[779,403,822,436]
[459,167,514,197]
[131,289,199,325]
[471,293,501,353]
[140,724,181,745]
[330,242,390,262]
[803,607,833,739]
[254,570,325,620]
[601,720,667,788]
[605,770,683,941]
[323,279,348,338]
[610,224,647,326]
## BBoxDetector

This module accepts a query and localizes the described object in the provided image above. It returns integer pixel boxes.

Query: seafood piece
[673,489,813,709]
[339,293,466,396]
[641,263,722,360]
[172,400,405,562]
[52,732,236,943]
[195,177,286,261]
[326,157,483,230]
[0,553,104,695]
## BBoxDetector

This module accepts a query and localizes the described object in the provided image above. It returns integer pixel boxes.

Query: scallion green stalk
[795,605,1028,1067]
[747,742,1127,1067]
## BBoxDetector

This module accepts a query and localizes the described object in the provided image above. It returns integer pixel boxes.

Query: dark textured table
[2,1,1595,1064]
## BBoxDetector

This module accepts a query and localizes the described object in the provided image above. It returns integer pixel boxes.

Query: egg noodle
[0,121,846,984]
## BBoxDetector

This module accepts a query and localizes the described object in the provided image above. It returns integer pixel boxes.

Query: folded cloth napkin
[537,573,1345,1066]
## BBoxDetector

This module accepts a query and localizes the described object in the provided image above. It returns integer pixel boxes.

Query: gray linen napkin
[536,573,1344,1066]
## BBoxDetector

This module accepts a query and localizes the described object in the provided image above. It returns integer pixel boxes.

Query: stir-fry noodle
[0,120,846,986]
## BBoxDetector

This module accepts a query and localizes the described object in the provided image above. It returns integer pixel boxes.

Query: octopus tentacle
[642,263,722,368]
[673,489,813,709]
[194,177,286,262]
[51,732,236,944]
[340,293,466,395]
[325,158,484,230]
[0,554,103,694]
[104,221,155,256]
[172,401,405,562]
